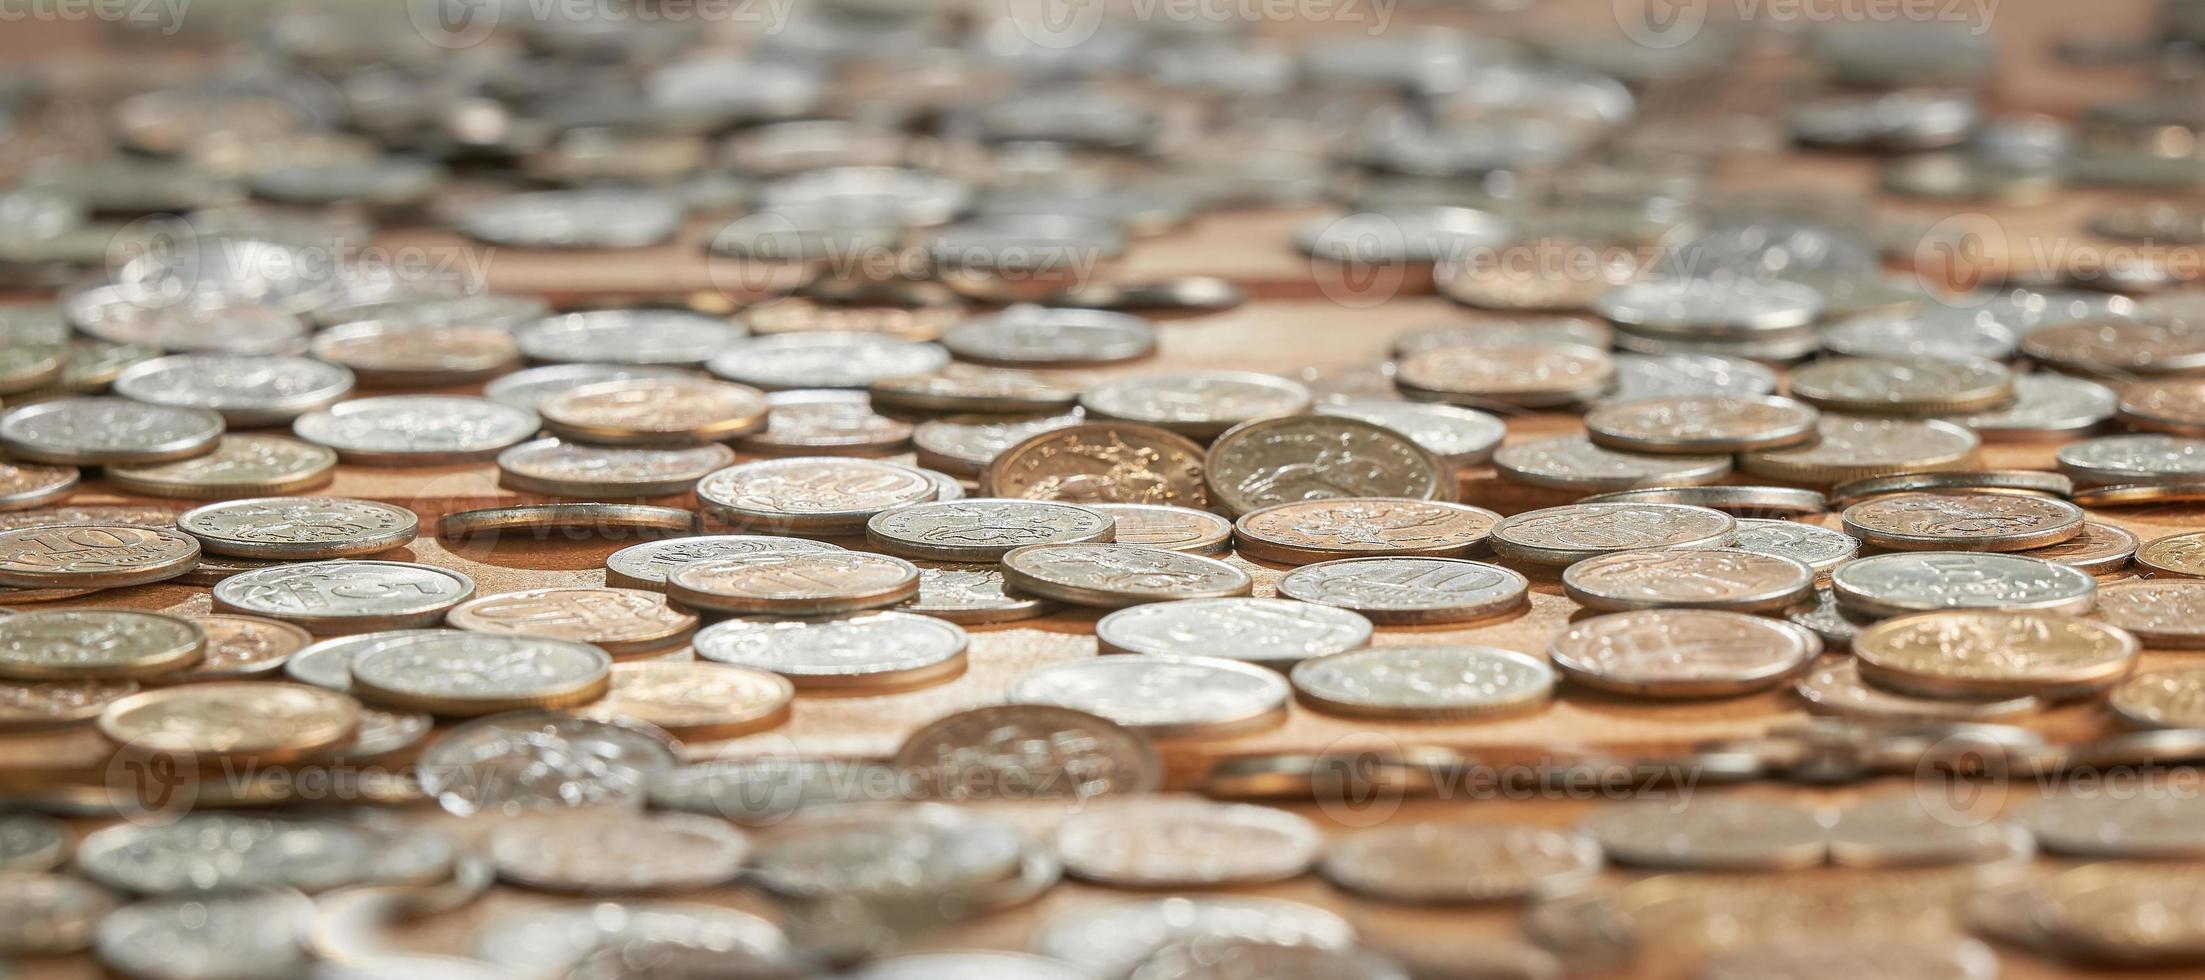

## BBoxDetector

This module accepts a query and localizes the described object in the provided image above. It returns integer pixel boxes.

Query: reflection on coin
[1948,372,2117,441]
[1579,795,1828,870]
[1490,503,1737,566]
[98,682,362,763]
[540,378,770,447]
[1234,498,1499,566]
[694,611,969,691]
[1001,543,1252,608]
[2139,530,2205,578]
[2093,579,2205,648]
[292,396,540,466]
[604,534,842,591]
[1740,416,1979,484]
[900,562,1060,625]
[1031,897,1354,977]
[895,704,1160,802]
[2020,521,2137,576]
[737,390,913,456]
[447,587,696,656]
[1553,610,1821,698]
[1729,519,1861,572]
[517,310,745,366]
[214,561,476,634]
[1009,656,1289,739]
[1562,549,1815,613]
[1830,552,2097,618]
[1079,371,1311,440]
[153,614,311,683]
[1855,611,2139,699]
[1394,344,1614,409]
[1292,645,1553,720]
[105,435,337,499]
[867,499,1113,562]
[1322,822,1602,903]
[0,397,223,466]
[0,523,199,589]
[1096,598,1371,667]
[1204,416,1453,516]
[0,677,140,729]
[1276,556,1527,625]
[1083,504,1233,555]
[985,423,1209,508]
[707,333,949,390]
[418,712,679,817]
[497,439,736,498]
[178,497,417,560]
[1794,658,2040,722]
[487,810,751,894]
[0,458,77,511]
[1787,356,2013,415]
[1053,797,1320,887]
[349,633,612,716]
[1315,399,1506,466]
[2110,666,2205,729]
[2057,433,2205,485]
[1499,434,1733,492]
[696,457,941,535]
[94,890,317,980]
[0,610,204,680]
[1840,492,2084,552]
[1584,395,1820,454]
[668,552,921,616]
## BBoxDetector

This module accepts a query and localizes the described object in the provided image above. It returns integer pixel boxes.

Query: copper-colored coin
[578,661,794,739]
[1561,548,1816,613]
[1827,469,2075,508]
[734,391,912,456]
[150,614,310,683]
[1203,416,1453,517]
[867,368,1081,415]
[540,378,770,447]
[96,681,360,763]
[2071,481,2205,507]
[696,457,941,535]
[308,322,521,386]
[2020,521,2137,576]
[1232,498,1499,566]
[496,439,737,498]
[2119,378,2205,435]
[1083,504,1233,555]
[0,677,140,730]
[1840,492,2085,552]
[447,587,698,657]
[0,458,78,511]
[1550,610,1821,698]
[2094,579,2205,648]
[2138,530,2205,578]
[1394,343,1615,408]
[1855,611,2140,699]
[749,295,964,342]
[0,523,199,589]
[2022,317,2205,376]
[893,704,1161,801]
[984,422,1209,509]
[1584,395,1821,454]
[667,552,921,616]
[0,610,204,680]
[102,435,337,499]
[2109,666,2205,729]
[1739,416,1980,484]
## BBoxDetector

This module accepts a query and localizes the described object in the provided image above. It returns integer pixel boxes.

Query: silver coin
[75,814,383,895]
[1579,485,1830,517]
[419,711,679,817]
[901,563,1060,625]
[1594,277,1824,335]
[1320,821,1603,904]
[867,499,1114,562]
[349,633,611,716]
[1032,898,1355,978]
[316,292,550,332]
[113,354,355,427]
[693,611,969,691]
[1730,518,1862,572]
[1579,795,1828,870]
[497,439,737,498]
[1563,548,1817,614]
[1491,502,1738,566]
[941,306,1157,366]
[1820,310,2019,362]
[1080,371,1311,440]
[482,363,695,411]
[1000,543,1252,608]
[0,814,64,871]
[292,396,539,465]
[748,802,1028,899]
[250,158,442,207]
[1600,352,1778,403]
[707,333,950,390]
[66,289,311,356]
[854,952,1090,980]
[1095,597,1372,667]
[1292,645,1555,720]
[515,310,744,366]
[1390,317,1612,356]
[486,810,750,894]
[178,497,417,560]
[0,397,222,466]
[648,757,902,825]
[755,166,968,225]
[1830,552,2098,618]
[471,902,787,976]
[1494,435,1730,492]
[282,630,453,690]
[1314,398,1506,466]
[1051,797,1322,888]
[1947,372,2116,441]
[1082,504,1234,555]
[452,189,686,249]
[0,871,115,953]
[604,534,842,591]
[213,561,476,634]
[1295,206,1513,263]
[1276,557,1529,625]
[1009,655,1289,739]
[2057,433,2205,486]
[913,413,1084,476]
[697,457,942,534]
[94,889,316,980]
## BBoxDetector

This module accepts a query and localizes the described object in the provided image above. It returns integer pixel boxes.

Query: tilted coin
[2022,317,2205,375]
[104,435,337,499]
[98,682,361,762]
[0,523,199,589]
[482,363,695,412]
[0,458,76,511]
[1699,937,2001,980]
[2028,864,2205,965]
[2139,530,2205,578]
[1562,548,1816,613]
[213,561,476,634]
[1787,357,2013,416]
[894,704,1160,801]
[1948,372,2117,441]
[1840,491,2085,552]
[307,322,519,386]
[470,902,786,977]
[0,398,222,466]
[1551,610,1822,698]
[1579,485,1830,517]
[1232,498,1500,565]
[1794,658,2041,722]
[1079,371,1311,440]
[496,438,736,498]
[912,413,1084,476]
[2057,433,2205,485]
[1276,557,1528,625]
[2072,480,2205,506]
[94,889,317,980]
[178,497,417,560]
[1494,435,1730,492]
[1052,797,1321,887]
[1741,415,1982,484]
[866,499,1113,561]
[1579,795,1828,870]
[0,610,203,680]
[707,333,950,391]
[418,712,679,817]
[1291,645,1554,720]
[1829,552,2097,619]
[1820,308,2020,364]
[2020,521,2138,575]
[1083,504,1233,555]
[668,552,921,616]
[1854,611,2139,699]
[2093,579,2205,648]
[2118,377,2205,436]
[1095,598,1372,666]
[942,306,1157,366]
[152,614,311,683]
[1010,656,1289,739]
[0,871,115,953]
[694,611,969,691]
[900,563,1060,625]
[447,587,696,657]
[516,310,746,366]
[1000,543,1252,608]
[487,810,752,894]
[1031,897,1354,978]
[1585,395,1820,454]
[604,534,842,591]
[1729,518,1861,572]
[112,354,355,427]
[1826,469,2076,507]
[1394,343,1615,409]
[1321,822,1602,904]
[539,378,769,447]
[1490,503,1737,566]
[984,422,1209,508]
[1316,399,1506,467]
[0,677,141,729]
[736,390,913,456]
[868,368,1081,415]
[292,396,540,466]
[1204,416,1454,516]
[348,632,612,716]
[696,457,941,535]
[439,504,697,540]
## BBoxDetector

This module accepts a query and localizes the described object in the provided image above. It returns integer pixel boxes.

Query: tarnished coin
[942,306,1157,366]
[604,534,842,591]
[1563,548,1816,613]
[896,704,1160,801]
[1698,938,2001,980]
[868,368,1081,415]
[0,523,199,589]
[0,610,203,680]
[1787,357,2013,415]
[105,435,337,499]
[1084,504,1233,555]
[1204,416,1453,516]
[98,682,362,762]
[696,457,941,535]
[1584,395,1820,454]
[695,611,968,691]
[0,398,222,466]
[2022,317,2205,375]
[901,563,1060,624]
[1740,416,1980,484]
[1494,435,1730,492]
[1095,598,1371,666]
[985,422,1209,508]
[1948,372,2118,441]
[2118,377,2205,436]
[1292,645,1554,720]
[913,413,1083,476]
[516,309,744,366]
[1578,795,1828,870]
[308,322,519,386]
[2111,666,2205,729]
[438,503,696,540]
[867,499,1113,561]
[1580,485,1830,517]
[496,439,736,498]
[668,552,921,616]
[1276,557,1527,625]
[1322,822,1602,904]
[482,364,694,412]
[418,712,679,817]
[152,614,311,683]
[1827,469,2076,507]
[1830,552,2098,618]
[1052,797,1320,887]
[1009,655,1289,739]
[1552,610,1821,698]
[2139,530,2205,578]
[2020,521,2138,575]
[1079,371,1311,440]
[349,632,612,716]
[707,333,949,390]
[1001,543,1251,608]
[178,497,417,560]
[1394,344,1615,409]
[1840,492,2085,552]
[487,810,751,894]
[0,458,76,511]
[1729,519,1861,572]
[2057,433,2205,485]
[1232,498,1500,565]
[2094,579,2205,648]
[540,378,770,447]
[293,396,540,466]
[112,354,355,427]
[737,390,913,456]
[0,677,141,729]
[1032,898,1354,978]
[1490,503,1737,566]
[1794,658,2041,722]
[1855,611,2139,699]
[94,890,317,980]
[214,561,476,634]
[448,587,696,657]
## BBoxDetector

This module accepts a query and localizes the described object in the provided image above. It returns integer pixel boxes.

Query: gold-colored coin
[446,587,698,657]
[1740,416,1980,485]
[1203,416,1454,517]
[2118,377,2205,435]
[984,422,1209,509]
[2138,530,2205,578]
[0,523,200,589]
[2017,521,2136,576]
[1839,491,2085,552]
[578,661,794,739]
[0,458,78,511]
[150,614,310,683]
[102,435,337,499]
[2110,666,2205,729]
[667,552,921,616]
[2093,579,2205,648]
[0,610,205,680]
[1786,356,2013,415]
[1394,343,1615,409]
[1854,611,2140,699]
[1232,498,1499,566]
[96,681,360,763]
[539,378,770,446]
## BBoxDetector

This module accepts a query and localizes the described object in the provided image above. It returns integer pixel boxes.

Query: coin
[707,333,949,390]
[1292,645,1554,720]
[349,632,611,716]
[866,499,1113,561]
[694,611,968,691]
[1079,371,1311,439]
[1740,416,1980,484]
[894,703,1159,801]
[2139,530,2205,578]
[1827,469,2076,507]
[1794,658,2041,722]
[1083,504,1233,555]
[0,609,204,680]
[1596,277,1825,334]
[177,497,417,560]
[697,457,941,535]
[1584,395,1819,455]
[1579,795,1828,870]
[1552,610,1821,698]
[448,587,697,656]
[941,307,1157,366]
[111,354,355,427]
[897,563,1059,624]
[1579,485,1830,517]
[74,813,397,895]
[2117,377,2205,436]
[1787,356,2013,415]
[148,614,310,683]
[1490,503,1737,566]
[1700,938,2001,980]
[1314,399,1506,467]
[474,902,784,978]
[1830,552,2098,618]
[1494,435,1731,492]
[418,711,679,817]
[293,396,539,465]
[1095,597,1371,666]
[1031,898,1354,978]
[1009,655,1289,739]
[487,810,752,894]
[1232,498,1499,565]
[868,368,1081,415]
[1948,372,2117,441]
[2071,481,2205,506]
[0,523,200,588]
[1855,611,2138,699]
[0,458,76,511]
[1563,548,1816,613]
[482,363,695,412]
[0,871,115,953]
[439,503,697,540]
[0,677,140,729]
[517,309,745,366]
[2094,579,2205,648]
[94,890,317,980]
[2057,433,2205,485]
[912,413,1083,476]
[1840,492,2085,552]
[308,322,519,386]
[1603,351,1778,403]
[496,439,736,498]
[0,397,222,466]
[2110,666,2205,729]
[540,378,770,447]
[0,342,65,394]
[1394,344,1614,409]
[1321,822,1602,903]
[2021,791,2205,861]
[214,561,476,634]
[1204,416,1453,516]
[1052,797,1320,887]
[104,435,337,498]
[2020,521,2138,575]
[1729,519,1861,572]
[668,552,921,616]
[604,534,842,591]
[736,390,913,456]
[2022,317,2205,375]
[1275,556,1527,625]
[98,681,361,762]
[985,422,1209,508]
[1000,543,1252,608]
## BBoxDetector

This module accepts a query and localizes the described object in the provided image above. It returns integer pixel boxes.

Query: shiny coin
[1321,822,1602,904]
[540,378,769,447]
[471,903,784,977]
[1729,519,1861,572]
[895,703,1160,801]
[1794,658,2040,722]
[695,611,968,691]
[0,459,76,511]
[1079,371,1311,440]
[1009,655,1289,739]
[0,397,222,466]
[1276,556,1528,625]
[912,413,1083,476]
[1001,543,1252,608]
[0,677,141,729]
[707,333,949,391]
[2021,793,2205,861]
[1032,898,1354,979]
[604,534,841,592]
[901,563,1060,625]
[307,322,519,386]
[104,435,337,499]
[697,457,940,535]
[98,682,361,762]
[941,306,1156,366]
[1562,548,1816,613]
[1595,277,1825,335]
[1855,611,2138,699]
[1579,795,1828,870]
[73,813,391,895]
[1204,415,1453,516]
[2094,579,2205,648]
[448,587,696,657]
[178,497,416,560]
[2110,665,2205,729]
[1232,498,1499,565]
[214,560,475,634]
[455,189,685,249]
[1787,356,2013,415]
[0,610,203,680]
[1740,416,1980,484]
[293,396,539,465]
[1603,351,1778,403]
[418,712,679,817]
[668,552,920,616]
[0,343,64,394]
[1821,309,2020,364]
[0,871,115,953]
[1315,399,1507,466]
[2072,480,2205,506]
[866,499,1114,562]
[487,810,751,894]
[153,614,310,683]
[1291,645,1554,720]
[283,630,450,691]
[482,363,694,412]
[517,310,744,366]
[496,439,735,498]
[1579,485,1829,517]
[2139,530,2205,578]
[2019,521,2138,575]
[745,802,1026,901]
[2058,433,2205,485]
[1084,504,1233,555]
[1948,372,2117,441]
[1392,318,1612,357]
[1584,395,1820,454]
[111,354,355,427]
[736,390,912,456]
[1394,344,1614,409]
[94,890,316,980]
[1698,937,2001,980]
[1830,552,2097,618]
[1052,798,1320,887]
[984,422,1209,508]
[439,503,696,540]
[349,633,611,716]
[0,523,199,589]
[1827,469,2075,507]
[1840,491,2084,552]
[867,368,1081,415]
[1495,435,1730,492]
[1490,503,1737,566]
[1095,597,1372,667]
[648,757,901,825]
[2022,317,2205,375]
[1552,610,1821,698]
[2119,377,2205,436]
